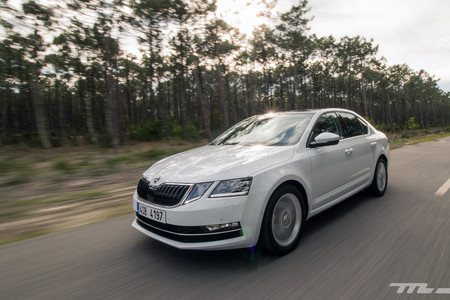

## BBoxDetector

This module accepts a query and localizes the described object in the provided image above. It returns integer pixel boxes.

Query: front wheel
[370,158,388,196]
[260,185,305,255]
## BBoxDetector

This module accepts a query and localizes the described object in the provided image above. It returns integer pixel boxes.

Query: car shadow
[302,191,377,239]
[134,238,277,272]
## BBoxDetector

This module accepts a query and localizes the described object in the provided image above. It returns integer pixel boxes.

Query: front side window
[210,113,313,146]
[338,112,368,138]
[310,112,341,141]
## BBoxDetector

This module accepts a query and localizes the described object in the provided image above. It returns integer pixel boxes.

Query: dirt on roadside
[0,140,207,244]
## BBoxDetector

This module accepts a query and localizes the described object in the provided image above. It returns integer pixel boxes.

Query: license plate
[137,202,166,223]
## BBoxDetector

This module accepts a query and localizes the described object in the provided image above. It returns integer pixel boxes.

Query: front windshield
[211,113,313,146]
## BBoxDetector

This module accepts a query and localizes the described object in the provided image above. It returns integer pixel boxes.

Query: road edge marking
[435,178,450,197]
[436,288,450,294]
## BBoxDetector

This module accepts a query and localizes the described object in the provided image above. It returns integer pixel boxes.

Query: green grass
[105,154,132,166]
[0,157,17,173]
[49,147,189,174]
[135,148,171,160]
[53,158,76,173]
[3,175,32,186]
[4,189,107,208]
[40,189,107,203]
[0,231,52,245]
[0,157,31,175]
[0,167,36,186]
[389,132,450,147]
[74,158,94,168]
[0,210,25,219]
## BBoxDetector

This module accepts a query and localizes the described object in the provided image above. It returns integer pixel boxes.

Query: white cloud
[306,0,450,91]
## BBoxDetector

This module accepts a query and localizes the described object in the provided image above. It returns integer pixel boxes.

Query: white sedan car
[132,108,389,255]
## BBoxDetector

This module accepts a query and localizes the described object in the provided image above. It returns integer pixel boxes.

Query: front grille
[137,177,191,207]
[135,213,243,243]
[137,177,151,200]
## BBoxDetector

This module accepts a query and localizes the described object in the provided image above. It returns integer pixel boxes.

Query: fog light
[206,222,240,232]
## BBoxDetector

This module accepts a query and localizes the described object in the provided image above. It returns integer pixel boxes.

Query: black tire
[369,158,388,196]
[260,185,306,255]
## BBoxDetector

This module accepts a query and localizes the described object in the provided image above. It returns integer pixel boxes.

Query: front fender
[243,156,313,246]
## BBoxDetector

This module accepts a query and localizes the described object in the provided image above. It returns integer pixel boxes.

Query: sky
[218,0,450,92]
[302,0,450,92]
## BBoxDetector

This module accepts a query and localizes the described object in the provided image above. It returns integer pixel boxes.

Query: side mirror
[310,132,340,148]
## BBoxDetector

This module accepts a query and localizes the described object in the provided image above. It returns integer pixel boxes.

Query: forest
[1,0,449,148]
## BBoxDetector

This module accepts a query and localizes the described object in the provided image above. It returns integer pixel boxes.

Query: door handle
[371,142,377,148]
[345,148,353,155]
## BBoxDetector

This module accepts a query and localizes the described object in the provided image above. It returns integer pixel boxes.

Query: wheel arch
[369,153,389,196]
[250,161,312,248]
[273,180,309,218]
[378,154,388,166]
[257,180,309,254]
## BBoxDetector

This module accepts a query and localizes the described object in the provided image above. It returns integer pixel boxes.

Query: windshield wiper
[209,141,240,146]
[223,142,240,145]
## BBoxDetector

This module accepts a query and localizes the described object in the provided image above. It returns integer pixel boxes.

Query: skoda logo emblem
[153,176,161,184]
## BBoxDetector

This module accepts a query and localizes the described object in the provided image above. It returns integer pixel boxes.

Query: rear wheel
[260,185,305,255]
[370,158,388,196]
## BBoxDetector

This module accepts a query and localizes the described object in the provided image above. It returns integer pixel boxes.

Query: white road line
[435,288,450,294]
[435,178,450,197]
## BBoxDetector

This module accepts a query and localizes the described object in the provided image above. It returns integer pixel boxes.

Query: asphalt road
[1,137,449,300]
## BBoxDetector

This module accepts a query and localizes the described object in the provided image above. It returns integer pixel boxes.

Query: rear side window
[338,112,368,138]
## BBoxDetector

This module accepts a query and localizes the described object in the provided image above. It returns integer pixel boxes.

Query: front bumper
[134,213,242,243]
[132,190,261,250]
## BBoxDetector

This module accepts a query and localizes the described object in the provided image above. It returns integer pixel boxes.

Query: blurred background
[1,0,449,244]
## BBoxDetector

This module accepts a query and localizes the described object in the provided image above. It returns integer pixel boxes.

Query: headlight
[210,177,252,198]
[184,182,213,204]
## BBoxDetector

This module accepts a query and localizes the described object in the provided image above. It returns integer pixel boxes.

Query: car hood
[143,144,294,184]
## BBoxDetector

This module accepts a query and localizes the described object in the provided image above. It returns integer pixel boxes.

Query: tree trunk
[85,94,98,144]
[104,38,120,147]
[347,75,351,109]
[193,67,211,139]
[158,78,170,137]
[179,70,187,139]
[362,73,368,117]
[31,73,51,148]
[292,63,298,110]
[216,63,229,129]
[232,83,238,124]
[249,73,257,116]
[84,72,98,144]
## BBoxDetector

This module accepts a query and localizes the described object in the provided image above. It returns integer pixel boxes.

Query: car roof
[264,108,358,116]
